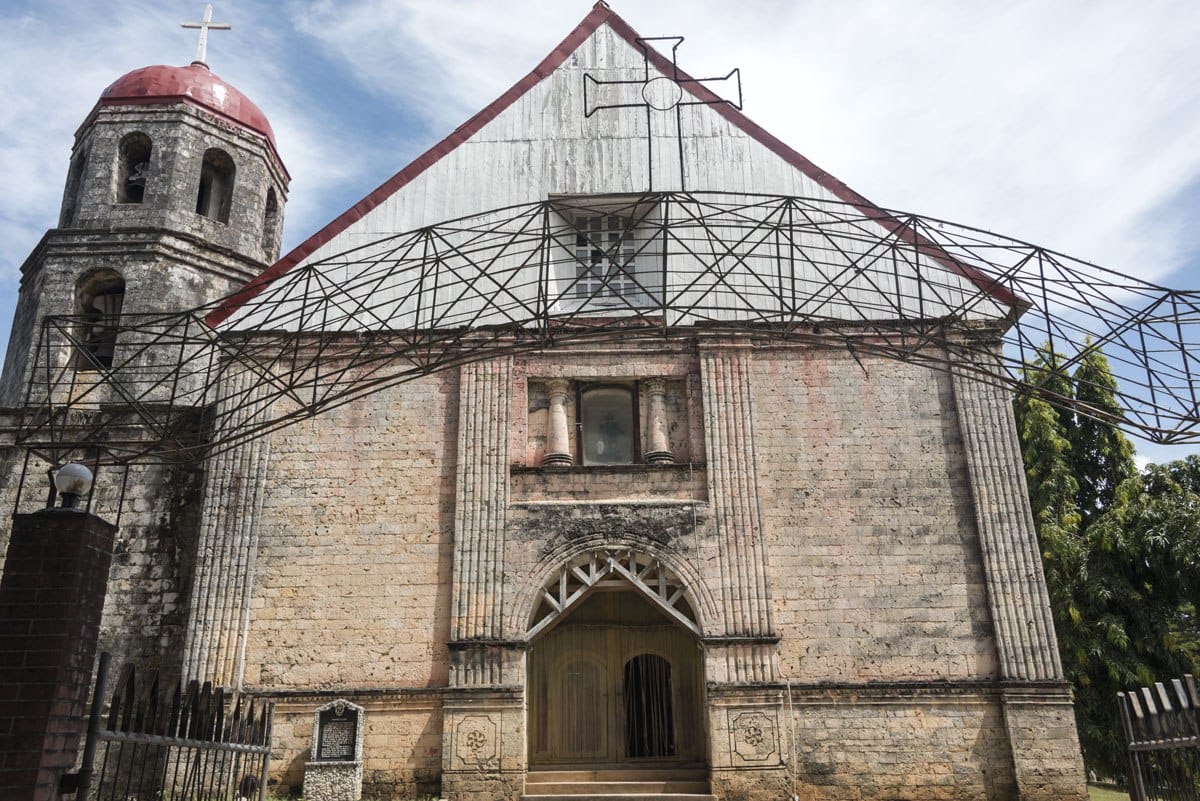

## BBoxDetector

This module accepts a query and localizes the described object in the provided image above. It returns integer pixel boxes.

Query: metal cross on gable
[583,36,743,192]
[182,3,231,66]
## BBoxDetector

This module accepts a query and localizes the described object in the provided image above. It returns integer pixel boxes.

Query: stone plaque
[316,701,359,761]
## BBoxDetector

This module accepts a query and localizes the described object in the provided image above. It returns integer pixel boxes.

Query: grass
[1088,783,1130,801]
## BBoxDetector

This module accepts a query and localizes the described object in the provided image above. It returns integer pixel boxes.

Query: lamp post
[51,462,94,509]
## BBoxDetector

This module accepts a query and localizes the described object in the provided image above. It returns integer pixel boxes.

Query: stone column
[699,342,788,796]
[952,360,1087,800]
[444,357,523,801]
[182,366,272,687]
[541,378,572,466]
[0,509,116,801]
[643,377,674,464]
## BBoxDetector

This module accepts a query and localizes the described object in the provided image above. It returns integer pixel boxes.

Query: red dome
[100,62,277,151]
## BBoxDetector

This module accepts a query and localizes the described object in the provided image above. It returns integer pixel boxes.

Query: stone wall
[239,374,457,794]
[0,414,204,682]
[268,693,443,799]
[243,373,458,688]
[785,685,1018,801]
[0,336,1087,798]
[751,347,999,682]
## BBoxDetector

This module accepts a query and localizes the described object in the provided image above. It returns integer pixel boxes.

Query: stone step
[523,764,711,800]
[525,781,710,794]
[525,768,707,783]
[521,795,715,801]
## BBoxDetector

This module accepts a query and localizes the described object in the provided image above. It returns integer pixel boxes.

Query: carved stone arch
[522,541,712,641]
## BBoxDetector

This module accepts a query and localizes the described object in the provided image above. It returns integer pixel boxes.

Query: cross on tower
[182,3,231,66]
[583,36,742,191]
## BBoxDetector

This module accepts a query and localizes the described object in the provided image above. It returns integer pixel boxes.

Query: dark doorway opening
[624,653,676,758]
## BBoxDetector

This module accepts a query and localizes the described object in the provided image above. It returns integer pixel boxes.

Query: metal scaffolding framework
[18,191,1200,469]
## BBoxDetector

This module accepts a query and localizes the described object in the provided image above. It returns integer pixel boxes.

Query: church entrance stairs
[522,765,713,801]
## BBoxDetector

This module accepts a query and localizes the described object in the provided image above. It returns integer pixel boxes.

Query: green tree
[1014,347,1083,618]
[1014,343,1200,780]
[1070,345,1137,529]
[1072,458,1200,777]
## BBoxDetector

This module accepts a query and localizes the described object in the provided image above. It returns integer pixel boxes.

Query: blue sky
[2,0,1199,464]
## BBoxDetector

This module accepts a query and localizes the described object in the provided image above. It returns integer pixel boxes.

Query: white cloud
[291,1,1200,280]
[1,0,1197,459]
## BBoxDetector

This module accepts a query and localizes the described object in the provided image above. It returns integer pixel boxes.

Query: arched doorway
[528,589,704,767]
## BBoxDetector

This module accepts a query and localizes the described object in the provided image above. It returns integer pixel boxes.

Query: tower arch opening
[262,187,280,257]
[74,270,125,370]
[115,132,152,204]
[196,147,235,223]
[60,147,89,227]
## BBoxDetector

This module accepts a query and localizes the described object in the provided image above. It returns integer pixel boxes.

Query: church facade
[0,5,1088,800]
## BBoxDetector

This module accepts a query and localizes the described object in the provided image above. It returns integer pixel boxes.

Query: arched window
[261,187,279,255]
[195,148,235,223]
[116,132,152,204]
[60,148,88,227]
[579,384,636,465]
[75,271,125,370]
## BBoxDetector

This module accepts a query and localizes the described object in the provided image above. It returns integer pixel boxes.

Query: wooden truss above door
[528,548,701,640]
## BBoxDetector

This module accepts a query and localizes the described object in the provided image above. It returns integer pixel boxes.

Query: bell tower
[0,51,289,404]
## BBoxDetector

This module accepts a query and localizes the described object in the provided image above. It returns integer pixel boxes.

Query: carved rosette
[455,714,499,769]
[728,709,779,764]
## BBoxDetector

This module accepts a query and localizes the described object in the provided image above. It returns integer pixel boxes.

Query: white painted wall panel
[228,25,1006,332]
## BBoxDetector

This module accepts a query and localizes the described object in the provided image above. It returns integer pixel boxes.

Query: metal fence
[65,652,274,801]
[1119,674,1200,801]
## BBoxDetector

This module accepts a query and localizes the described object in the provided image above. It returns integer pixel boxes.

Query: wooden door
[528,590,704,766]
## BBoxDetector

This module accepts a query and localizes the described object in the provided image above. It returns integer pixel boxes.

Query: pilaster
[444,357,519,801]
[699,343,776,682]
[952,361,1087,799]
[699,342,788,797]
[952,363,1060,680]
[182,366,272,686]
[706,684,792,801]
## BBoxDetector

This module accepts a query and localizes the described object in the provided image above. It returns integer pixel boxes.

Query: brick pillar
[0,509,116,801]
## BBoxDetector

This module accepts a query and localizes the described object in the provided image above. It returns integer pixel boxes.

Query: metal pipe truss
[18,191,1200,468]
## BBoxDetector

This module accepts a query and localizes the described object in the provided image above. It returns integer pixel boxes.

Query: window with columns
[539,378,675,467]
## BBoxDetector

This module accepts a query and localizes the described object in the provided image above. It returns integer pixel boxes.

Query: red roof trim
[207,1,1018,326]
